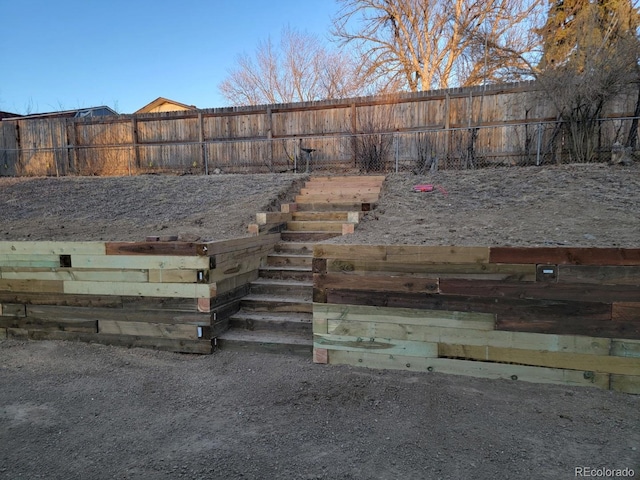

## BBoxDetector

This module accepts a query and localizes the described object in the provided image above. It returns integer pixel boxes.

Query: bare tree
[331,0,544,92]
[535,0,640,162]
[219,27,378,106]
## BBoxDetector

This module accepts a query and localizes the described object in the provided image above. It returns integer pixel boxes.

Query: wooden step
[307,175,386,184]
[295,193,379,203]
[240,295,313,313]
[249,278,312,297]
[228,311,312,333]
[286,221,345,232]
[273,242,315,254]
[259,266,312,281]
[280,231,341,242]
[292,211,352,221]
[266,252,313,267]
[215,329,312,356]
[299,186,381,196]
[295,202,373,212]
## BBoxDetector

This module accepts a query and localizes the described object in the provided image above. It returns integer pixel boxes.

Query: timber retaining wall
[312,244,640,394]
[0,235,279,353]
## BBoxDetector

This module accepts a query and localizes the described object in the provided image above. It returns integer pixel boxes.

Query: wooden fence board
[489,247,640,265]
[326,350,610,389]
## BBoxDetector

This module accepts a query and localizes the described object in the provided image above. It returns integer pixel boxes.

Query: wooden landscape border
[0,234,280,354]
[312,244,640,394]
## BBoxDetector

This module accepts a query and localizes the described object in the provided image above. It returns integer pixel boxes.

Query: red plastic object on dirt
[413,184,448,195]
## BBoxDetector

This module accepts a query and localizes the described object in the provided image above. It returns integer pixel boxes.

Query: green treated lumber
[313,303,496,330]
[0,241,106,255]
[327,350,610,389]
[323,318,612,356]
[71,254,210,270]
[0,254,62,268]
[437,343,640,375]
[1,267,148,283]
[610,374,640,394]
[611,339,640,358]
[314,333,438,357]
[63,281,214,299]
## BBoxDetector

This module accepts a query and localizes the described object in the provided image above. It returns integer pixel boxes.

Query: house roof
[3,106,118,120]
[135,97,197,114]
[0,111,22,120]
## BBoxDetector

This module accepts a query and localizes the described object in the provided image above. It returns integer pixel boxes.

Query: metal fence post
[394,133,399,173]
[536,123,542,166]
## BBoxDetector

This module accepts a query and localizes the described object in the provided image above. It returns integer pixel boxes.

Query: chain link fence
[1,117,636,177]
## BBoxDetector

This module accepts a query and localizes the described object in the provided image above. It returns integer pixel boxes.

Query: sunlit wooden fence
[1,81,638,176]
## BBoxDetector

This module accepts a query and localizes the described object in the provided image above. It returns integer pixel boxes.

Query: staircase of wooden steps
[216,175,385,355]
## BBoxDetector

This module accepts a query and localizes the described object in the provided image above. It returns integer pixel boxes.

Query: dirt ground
[1,340,638,480]
[1,165,639,479]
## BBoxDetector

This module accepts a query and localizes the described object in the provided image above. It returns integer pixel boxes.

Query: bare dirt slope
[330,163,640,247]
[0,174,307,242]
[1,166,639,479]
[0,340,638,480]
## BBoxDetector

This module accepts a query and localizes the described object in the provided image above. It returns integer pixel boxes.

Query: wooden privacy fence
[0,235,279,353]
[2,81,639,176]
[312,244,640,394]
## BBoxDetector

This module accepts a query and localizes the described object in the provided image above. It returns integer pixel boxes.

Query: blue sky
[0,0,341,114]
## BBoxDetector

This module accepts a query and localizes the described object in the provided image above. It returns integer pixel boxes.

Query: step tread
[242,294,312,303]
[268,252,313,258]
[231,311,313,321]
[251,278,313,287]
[217,329,312,346]
[260,265,312,272]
